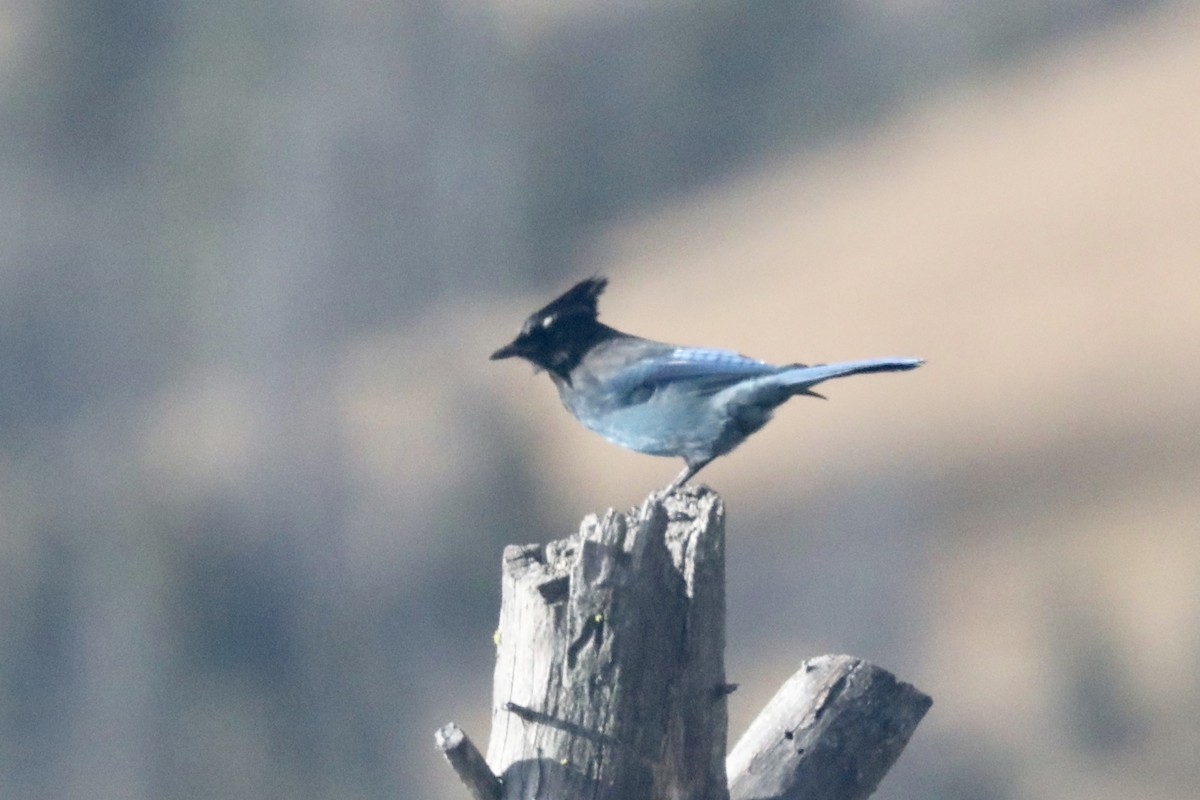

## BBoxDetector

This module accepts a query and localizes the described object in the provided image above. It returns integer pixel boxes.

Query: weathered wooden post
[436,486,930,800]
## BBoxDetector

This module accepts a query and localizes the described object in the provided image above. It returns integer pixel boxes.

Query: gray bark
[436,488,930,800]
[486,486,728,800]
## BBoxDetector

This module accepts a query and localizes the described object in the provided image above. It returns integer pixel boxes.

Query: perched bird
[491,277,922,491]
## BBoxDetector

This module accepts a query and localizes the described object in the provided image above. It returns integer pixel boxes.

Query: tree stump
[436,487,930,800]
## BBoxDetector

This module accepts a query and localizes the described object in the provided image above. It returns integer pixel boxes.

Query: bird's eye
[541,315,555,328]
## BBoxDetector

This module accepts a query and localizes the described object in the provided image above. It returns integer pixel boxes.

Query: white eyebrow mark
[541,315,555,328]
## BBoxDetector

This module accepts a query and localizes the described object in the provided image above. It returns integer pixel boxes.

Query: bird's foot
[664,459,711,495]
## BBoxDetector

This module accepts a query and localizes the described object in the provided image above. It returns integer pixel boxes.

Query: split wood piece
[434,723,502,800]
[486,486,728,800]
[727,654,932,800]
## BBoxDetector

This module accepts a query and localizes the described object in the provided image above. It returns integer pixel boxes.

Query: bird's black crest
[492,276,613,378]
[523,276,607,333]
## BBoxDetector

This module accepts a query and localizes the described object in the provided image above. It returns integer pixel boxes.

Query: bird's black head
[491,277,615,380]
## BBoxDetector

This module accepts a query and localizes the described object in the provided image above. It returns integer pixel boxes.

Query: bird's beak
[490,341,520,360]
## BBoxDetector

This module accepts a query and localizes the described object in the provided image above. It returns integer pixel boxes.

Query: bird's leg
[666,458,713,493]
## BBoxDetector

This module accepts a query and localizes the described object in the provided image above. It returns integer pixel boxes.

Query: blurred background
[1,0,1198,797]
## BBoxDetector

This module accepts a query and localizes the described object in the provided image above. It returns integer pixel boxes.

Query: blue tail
[779,357,924,392]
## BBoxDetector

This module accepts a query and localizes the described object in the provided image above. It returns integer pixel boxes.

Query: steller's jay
[491,277,922,491]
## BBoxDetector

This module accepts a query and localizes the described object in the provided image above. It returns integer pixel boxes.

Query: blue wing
[601,344,784,400]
